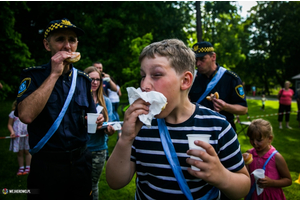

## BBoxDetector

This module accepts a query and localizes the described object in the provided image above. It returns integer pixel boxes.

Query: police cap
[192,41,214,58]
[44,18,85,38]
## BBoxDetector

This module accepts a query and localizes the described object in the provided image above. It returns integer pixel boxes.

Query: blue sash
[245,150,278,200]
[157,119,220,200]
[197,67,226,104]
[30,68,78,155]
[157,118,193,200]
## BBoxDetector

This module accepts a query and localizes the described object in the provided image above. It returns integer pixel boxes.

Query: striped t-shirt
[131,104,244,199]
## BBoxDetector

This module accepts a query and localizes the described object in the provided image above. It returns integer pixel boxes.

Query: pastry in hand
[161,102,168,111]
[206,92,219,101]
[65,52,81,63]
[242,152,253,165]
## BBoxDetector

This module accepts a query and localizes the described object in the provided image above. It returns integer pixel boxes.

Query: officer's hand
[212,98,227,113]
[50,51,73,76]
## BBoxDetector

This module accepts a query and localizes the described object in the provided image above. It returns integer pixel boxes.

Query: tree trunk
[196,1,202,42]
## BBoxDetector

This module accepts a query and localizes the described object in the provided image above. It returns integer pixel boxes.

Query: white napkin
[252,169,265,196]
[127,87,167,127]
[112,123,122,131]
[96,105,103,114]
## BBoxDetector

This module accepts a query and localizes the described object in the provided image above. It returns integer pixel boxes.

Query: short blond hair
[139,39,195,75]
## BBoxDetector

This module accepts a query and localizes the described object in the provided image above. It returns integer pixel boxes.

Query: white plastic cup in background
[186,134,211,171]
[87,113,99,133]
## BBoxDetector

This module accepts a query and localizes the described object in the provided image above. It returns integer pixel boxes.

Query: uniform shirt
[131,103,244,199]
[189,64,247,122]
[15,61,96,151]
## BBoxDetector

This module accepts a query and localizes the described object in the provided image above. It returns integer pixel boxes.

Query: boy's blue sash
[245,150,278,200]
[157,119,220,200]
[197,67,226,104]
[30,68,78,155]
[157,118,193,200]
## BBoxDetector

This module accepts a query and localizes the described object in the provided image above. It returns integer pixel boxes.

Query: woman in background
[277,81,294,129]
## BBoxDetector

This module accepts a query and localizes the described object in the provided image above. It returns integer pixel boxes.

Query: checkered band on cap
[193,46,214,53]
[44,19,77,38]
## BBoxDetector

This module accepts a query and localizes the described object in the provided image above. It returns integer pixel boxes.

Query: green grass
[1,97,299,199]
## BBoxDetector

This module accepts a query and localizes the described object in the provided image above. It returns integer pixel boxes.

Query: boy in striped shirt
[106,39,250,199]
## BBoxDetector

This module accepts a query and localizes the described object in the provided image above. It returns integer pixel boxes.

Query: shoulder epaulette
[226,70,241,79]
[77,70,92,81]
[23,66,46,71]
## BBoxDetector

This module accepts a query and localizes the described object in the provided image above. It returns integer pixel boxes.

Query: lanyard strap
[157,118,193,200]
[263,150,278,170]
[197,67,226,104]
[30,68,78,155]
[245,150,278,200]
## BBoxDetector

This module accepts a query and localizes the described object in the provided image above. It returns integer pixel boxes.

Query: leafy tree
[0,2,35,100]
[199,1,246,69]
[238,1,300,93]
[11,1,193,89]
[122,33,153,90]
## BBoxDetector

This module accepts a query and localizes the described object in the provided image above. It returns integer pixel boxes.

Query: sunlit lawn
[1,97,299,199]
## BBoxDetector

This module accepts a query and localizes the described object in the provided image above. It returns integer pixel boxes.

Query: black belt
[34,145,87,162]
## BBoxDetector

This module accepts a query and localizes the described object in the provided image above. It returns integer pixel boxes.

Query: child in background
[243,119,292,200]
[106,39,250,199]
[260,94,267,111]
[7,100,31,175]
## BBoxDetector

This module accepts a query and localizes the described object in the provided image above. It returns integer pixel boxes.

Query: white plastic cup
[186,134,211,171]
[87,113,99,133]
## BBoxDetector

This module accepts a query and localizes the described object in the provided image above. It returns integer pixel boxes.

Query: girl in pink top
[278,81,294,129]
[243,119,292,200]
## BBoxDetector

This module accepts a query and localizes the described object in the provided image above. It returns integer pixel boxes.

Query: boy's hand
[121,98,150,142]
[186,140,228,187]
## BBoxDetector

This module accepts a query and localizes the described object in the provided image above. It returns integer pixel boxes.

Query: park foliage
[1,1,300,100]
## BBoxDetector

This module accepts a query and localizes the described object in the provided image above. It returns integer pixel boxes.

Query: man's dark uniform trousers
[15,62,96,199]
[189,64,247,131]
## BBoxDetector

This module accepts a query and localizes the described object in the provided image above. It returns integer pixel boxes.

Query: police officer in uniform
[15,18,104,200]
[189,41,248,131]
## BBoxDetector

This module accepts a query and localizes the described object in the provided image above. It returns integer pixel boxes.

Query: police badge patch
[17,78,31,97]
[235,84,245,98]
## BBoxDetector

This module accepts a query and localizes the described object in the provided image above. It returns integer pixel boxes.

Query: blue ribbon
[197,67,226,104]
[157,118,193,200]
[157,118,220,200]
[30,68,78,155]
[245,150,278,200]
